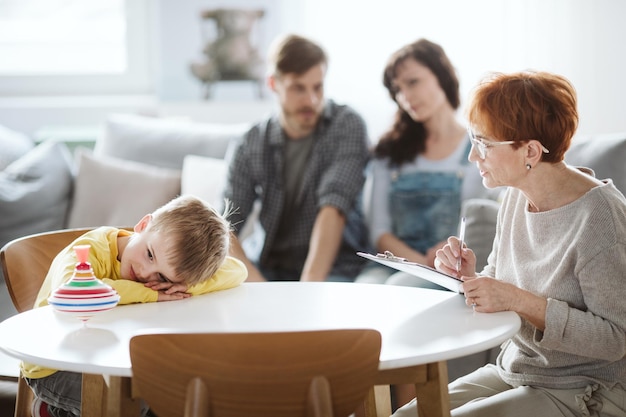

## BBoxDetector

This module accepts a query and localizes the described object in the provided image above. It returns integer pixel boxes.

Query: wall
[156,0,292,101]
[298,0,626,140]
[1,0,625,141]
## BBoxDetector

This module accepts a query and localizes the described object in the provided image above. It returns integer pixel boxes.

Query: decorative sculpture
[190,8,266,99]
[48,245,120,322]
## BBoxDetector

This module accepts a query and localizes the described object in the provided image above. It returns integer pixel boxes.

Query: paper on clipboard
[357,251,464,293]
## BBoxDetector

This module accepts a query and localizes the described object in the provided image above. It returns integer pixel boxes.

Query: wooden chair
[0,227,95,417]
[130,329,382,417]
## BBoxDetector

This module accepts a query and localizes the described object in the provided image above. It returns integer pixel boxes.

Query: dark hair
[467,71,578,163]
[268,34,327,77]
[375,39,459,165]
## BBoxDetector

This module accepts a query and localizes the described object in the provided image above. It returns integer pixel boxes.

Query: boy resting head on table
[26,194,248,417]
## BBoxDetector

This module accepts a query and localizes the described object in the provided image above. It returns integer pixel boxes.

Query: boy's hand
[145,281,191,302]
[157,291,191,302]
[144,281,189,294]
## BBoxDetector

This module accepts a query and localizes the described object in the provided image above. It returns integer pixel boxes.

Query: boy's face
[119,214,182,285]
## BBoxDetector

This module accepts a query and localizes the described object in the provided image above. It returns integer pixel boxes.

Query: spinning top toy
[48,244,120,322]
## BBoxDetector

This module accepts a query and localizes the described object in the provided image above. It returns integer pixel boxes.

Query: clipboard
[357,251,464,293]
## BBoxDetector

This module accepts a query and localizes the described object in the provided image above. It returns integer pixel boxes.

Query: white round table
[0,282,520,417]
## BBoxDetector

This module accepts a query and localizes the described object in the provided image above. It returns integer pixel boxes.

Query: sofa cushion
[0,124,34,171]
[461,198,500,271]
[94,113,249,170]
[565,132,626,194]
[67,151,181,228]
[0,141,73,249]
[181,154,228,208]
[181,154,258,241]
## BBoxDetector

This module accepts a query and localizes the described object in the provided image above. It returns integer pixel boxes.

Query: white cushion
[181,154,258,241]
[0,141,73,248]
[94,113,249,170]
[181,155,228,208]
[67,151,181,228]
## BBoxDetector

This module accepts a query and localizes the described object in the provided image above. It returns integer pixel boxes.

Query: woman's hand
[461,276,518,312]
[434,236,476,278]
[462,275,547,329]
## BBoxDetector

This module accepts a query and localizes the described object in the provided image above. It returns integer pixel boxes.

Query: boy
[27,194,247,417]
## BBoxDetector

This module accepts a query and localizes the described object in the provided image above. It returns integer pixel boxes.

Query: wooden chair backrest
[130,329,382,417]
[0,228,98,417]
[0,228,95,313]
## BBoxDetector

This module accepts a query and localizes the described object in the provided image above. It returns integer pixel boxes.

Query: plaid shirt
[224,100,370,278]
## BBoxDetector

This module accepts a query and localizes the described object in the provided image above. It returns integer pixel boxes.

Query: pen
[456,216,466,272]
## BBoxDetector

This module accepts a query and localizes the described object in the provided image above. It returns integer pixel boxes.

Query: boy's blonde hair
[148,195,231,286]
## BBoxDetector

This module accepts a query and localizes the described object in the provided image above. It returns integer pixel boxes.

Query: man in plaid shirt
[225,34,370,282]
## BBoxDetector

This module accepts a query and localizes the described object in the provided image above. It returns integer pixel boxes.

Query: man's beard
[286,106,320,132]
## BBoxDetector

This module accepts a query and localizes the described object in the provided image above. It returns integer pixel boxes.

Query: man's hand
[300,206,346,281]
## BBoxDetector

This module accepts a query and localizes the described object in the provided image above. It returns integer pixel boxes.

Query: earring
[526,163,532,170]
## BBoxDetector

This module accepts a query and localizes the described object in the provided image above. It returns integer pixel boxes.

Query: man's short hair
[149,195,231,285]
[268,34,327,77]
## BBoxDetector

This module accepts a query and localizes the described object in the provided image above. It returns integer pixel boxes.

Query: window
[0,0,153,96]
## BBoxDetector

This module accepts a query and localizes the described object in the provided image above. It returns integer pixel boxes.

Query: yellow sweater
[24,226,247,378]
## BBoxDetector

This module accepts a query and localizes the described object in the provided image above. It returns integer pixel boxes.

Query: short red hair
[467,71,578,163]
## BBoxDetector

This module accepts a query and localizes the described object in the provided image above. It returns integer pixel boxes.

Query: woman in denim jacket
[357,39,495,288]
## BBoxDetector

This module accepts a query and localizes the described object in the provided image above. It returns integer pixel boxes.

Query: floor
[0,380,17,416]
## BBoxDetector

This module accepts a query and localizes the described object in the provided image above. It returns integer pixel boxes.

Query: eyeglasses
[468,130,550,160]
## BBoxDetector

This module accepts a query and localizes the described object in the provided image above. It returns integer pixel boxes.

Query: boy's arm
[40,251,162,306]
[228,233,265,282]
[186,256,248,295]
[102,279,158,304]
[34,256,76,308]
[35,230,109,308]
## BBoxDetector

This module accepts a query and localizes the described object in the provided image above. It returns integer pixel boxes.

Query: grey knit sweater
[483,180,626,390]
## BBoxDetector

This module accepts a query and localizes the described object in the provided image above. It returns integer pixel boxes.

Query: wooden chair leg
[307,376,333,417]
[82,373,107,417]
[105,376,141,417]
[185,377,210,417]
[15,375,33,417]
[363,385,392,417]
[414,362,450,417]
